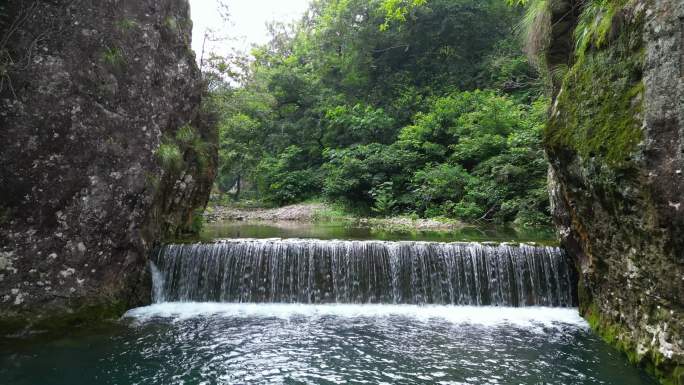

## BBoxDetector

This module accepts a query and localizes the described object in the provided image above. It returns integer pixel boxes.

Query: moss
[36,300,128,330]
[545,2,644,166]
[0,316,26,335]
[101,46,126,68]
[543,4,679,382]
[115,18,138,32]
[0,204,11,225]
[145,171,160,190]
[582,299,683,385]
[0,299,129,337]
[188,208,205,234]
[668,367,684,385]
[164,16,178,31]
[576,279,591,314]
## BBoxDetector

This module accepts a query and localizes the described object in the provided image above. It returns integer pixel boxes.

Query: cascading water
[9,238,654,385]
[150,239,576,307]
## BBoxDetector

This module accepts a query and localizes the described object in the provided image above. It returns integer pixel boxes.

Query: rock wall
[545,0,683,383]
[0,0,217,331]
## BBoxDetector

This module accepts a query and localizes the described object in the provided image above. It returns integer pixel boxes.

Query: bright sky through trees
[188,0,311,62]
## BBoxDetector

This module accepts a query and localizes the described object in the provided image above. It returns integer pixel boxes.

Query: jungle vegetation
[206,0,551,227]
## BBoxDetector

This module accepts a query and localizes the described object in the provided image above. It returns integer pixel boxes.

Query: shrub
[411,163,471,216]
[156,143,183,172]
[255,146,322,205]
[323,143,422,209]
[176,124,197,144]
[370,182,397,217]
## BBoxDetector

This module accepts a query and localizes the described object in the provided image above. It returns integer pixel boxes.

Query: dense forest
[207,0,550,227]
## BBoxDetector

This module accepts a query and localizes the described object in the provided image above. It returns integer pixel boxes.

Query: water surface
[1,304,656,385]
[201,221,558,244]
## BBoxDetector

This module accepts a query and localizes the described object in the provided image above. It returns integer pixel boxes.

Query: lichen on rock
[0,0,217,333]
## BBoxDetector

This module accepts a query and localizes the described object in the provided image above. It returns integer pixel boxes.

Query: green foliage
[480,38,545,100]
[102,47,126,68]
[156,142,183,172]
[164,16,178,31]
[323,104,395,147]
[189,208,205,234]
[323,143,422,208]
[411,163,471,217]
[208,0,550,226]
[256,146,322,206]
[158,123,213,177]
[175,124,197,144]
[115,18,138,32]
[518,0,550,64]
[505,0,531,5]
[574,0,630,60]
[311,202,352,222]
[546,4,644,165]
[370,182,397,216]
[379,0,427,30]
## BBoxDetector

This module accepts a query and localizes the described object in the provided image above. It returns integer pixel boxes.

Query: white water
[152,238,575,306]
[149,261,166,303]
[124,302,587,330]
[96,240,658,384]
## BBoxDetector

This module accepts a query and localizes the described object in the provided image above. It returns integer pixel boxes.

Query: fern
[574,0,626,61]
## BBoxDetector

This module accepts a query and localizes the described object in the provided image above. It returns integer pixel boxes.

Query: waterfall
[149,261,166,303]
[151,239,576,307]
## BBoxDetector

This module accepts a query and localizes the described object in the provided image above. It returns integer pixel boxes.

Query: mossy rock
[582,299,683,385]
[0,298,130,337]
[546,2,644,167]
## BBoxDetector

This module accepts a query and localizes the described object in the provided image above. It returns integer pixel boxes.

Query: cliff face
[0,0,217,330]
[545,0,683,383]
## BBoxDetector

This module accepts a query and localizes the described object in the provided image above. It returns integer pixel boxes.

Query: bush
[255,146,322,205]
[411,163,471,216]
[323,143,422,209]
[370,182,397,217]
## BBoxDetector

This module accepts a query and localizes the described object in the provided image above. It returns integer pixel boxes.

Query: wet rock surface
[0,0,216,331]
[546,0,683,382]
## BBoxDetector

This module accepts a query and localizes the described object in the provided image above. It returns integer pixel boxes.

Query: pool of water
[201,221,559,244]
[1,304,656,385]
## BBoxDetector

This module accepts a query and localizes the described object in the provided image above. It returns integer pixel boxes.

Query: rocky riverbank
[204,203,465,232]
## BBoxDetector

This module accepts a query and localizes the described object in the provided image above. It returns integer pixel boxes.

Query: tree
[207,0,551,226]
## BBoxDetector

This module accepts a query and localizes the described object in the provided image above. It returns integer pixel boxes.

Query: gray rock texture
[0,0,216,330]
[545,0,683,383]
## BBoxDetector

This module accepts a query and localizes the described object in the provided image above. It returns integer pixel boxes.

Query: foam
[124,303,587,329]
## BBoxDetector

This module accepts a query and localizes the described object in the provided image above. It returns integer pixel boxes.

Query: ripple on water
[0,304,657,385]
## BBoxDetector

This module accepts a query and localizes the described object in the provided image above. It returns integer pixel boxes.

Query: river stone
[0,0,217,331]
[545,0,683,383]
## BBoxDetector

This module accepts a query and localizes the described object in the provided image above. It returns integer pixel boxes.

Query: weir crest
[151,239,576,307]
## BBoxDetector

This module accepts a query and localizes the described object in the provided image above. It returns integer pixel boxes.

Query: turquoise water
[1,304,657,385]
[0,228,656,384]
[201,220,558,244]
